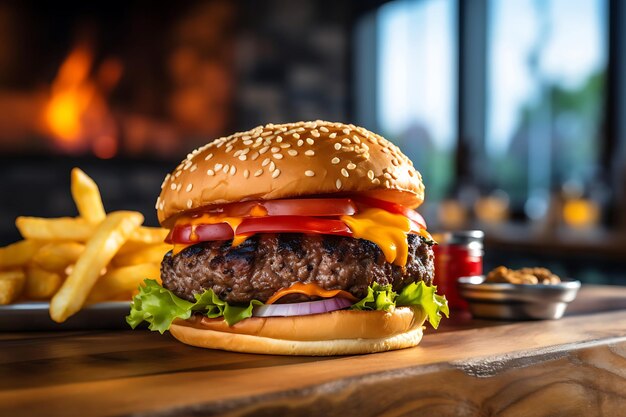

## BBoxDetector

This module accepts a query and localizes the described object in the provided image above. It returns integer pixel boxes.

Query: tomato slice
[188,198,357,218]
[352,196,427,229]
[167,222,233,243]
[168,216,352,244]
[237,216,352,236]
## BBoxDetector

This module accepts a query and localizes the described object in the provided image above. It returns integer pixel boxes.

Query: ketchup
[432,231,484,309]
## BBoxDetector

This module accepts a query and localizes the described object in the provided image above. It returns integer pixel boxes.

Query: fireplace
[0,0,352,244]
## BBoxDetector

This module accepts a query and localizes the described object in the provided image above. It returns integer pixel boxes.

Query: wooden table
[2,285,626,417]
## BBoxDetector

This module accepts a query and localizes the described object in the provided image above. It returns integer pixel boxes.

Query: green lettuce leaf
[126,279,262,333]
[127,279,449,333]
[396,281,450,329]
[351,281,449,329]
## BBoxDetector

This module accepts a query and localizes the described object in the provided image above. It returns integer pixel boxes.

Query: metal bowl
[457,276,581,320]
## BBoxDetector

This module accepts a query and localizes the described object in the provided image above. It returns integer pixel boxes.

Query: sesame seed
[329,132,337,139]
[341,168,349,177]
[347,163,356,170]
[261,131,271,137]
[381,147,389,154]
[215,163,223,170]
[259,146,269,154]
[234,150,242,157]
[251,152,260,160]
[244,169,250,178]
[297,140,304,147]
[335,179,342,189]
[280,143,291,148]
[223,164,229,173]
[254,169,263,177]
[269,161,276,172]
[205,153,213,160]
[276,136,283,143]
[225,145,233,153]
[273,153,284,159]
[243,140,253,145]
[334,143,342,150]
[311,130,320,138]
[241,148,250,155]
[272,169,281,179]
[331,157,340,164]
[392,159,399,166]
[384,172,392,179]
[342,128,351,135]
[242,135,251,140]
[320,126,329,133]
[293,133,300,139]
[271,147,280,153]
[207,169,215,176]
[187,199,193,209]
[239,155,247,161]
[288,150,298,156]
[353,135,361,144]
[373,178,381,185]
[229,165,236,175]
[306,138,314,145]
[304,150,315,156]
[176,183,182,191]
[262,158,270,167]
[186,183,193,192]
[367,170,375,180]
[170,183,176,190]
[342,138,351,145]
[305,170,315,177]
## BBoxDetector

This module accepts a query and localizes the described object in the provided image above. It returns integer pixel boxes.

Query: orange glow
[42,44,122,157]
[563,198,600,228]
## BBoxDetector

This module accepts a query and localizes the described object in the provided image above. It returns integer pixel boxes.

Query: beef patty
[161,233,434,304]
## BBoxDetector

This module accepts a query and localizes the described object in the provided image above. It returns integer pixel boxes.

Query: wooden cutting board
[1,285,626,417]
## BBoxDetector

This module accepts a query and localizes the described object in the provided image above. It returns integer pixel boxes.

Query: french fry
[16,217,166,244]
[16,217,94,241]
[112,244,170,267]
[0,270,26,305]
[0,240,41,269]
[87,263,160,303]
[71,168,106,224]
[49,211,144,322]
[24,264,63,299]
[32,242,84,271]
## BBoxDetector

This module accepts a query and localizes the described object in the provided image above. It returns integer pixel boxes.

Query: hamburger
[127,121,448,355]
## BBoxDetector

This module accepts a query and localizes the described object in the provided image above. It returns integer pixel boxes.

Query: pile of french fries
[0,168,169,323]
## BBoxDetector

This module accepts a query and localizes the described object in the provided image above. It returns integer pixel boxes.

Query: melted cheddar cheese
[265,282,358,304]
[172,206,431,266]
[341,208,411,266]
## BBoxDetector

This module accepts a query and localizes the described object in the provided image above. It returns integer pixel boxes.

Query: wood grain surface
[1,285,626,417]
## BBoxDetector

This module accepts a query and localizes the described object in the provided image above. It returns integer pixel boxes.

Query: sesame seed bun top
[156,120,425,226]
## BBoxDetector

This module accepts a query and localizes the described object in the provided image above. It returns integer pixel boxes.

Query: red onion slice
[252,297,353,317]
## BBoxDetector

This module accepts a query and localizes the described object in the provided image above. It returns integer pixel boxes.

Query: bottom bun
[169,306,427,356]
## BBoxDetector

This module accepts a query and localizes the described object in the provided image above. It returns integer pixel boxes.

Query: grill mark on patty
[161,233,434,304]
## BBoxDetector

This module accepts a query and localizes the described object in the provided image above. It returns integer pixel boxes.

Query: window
[357,0,457,203]
[485,0,607,215]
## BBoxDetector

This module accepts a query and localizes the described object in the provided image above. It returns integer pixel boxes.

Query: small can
[432,230,484,309]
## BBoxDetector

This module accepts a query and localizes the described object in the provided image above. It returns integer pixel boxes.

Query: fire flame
[42,44,122,158]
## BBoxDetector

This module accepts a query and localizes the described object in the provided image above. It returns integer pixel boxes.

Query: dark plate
[0,301,131,331]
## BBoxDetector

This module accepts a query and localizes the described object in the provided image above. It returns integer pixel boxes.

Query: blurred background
[0,0,624,284]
